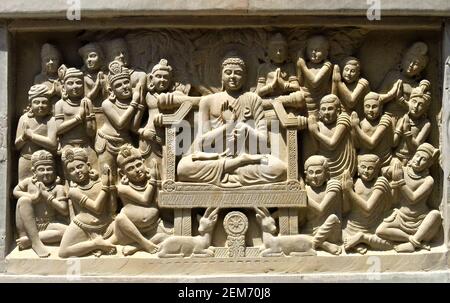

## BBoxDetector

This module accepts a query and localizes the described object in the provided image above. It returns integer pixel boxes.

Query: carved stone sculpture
[308,94,356,178]
[55,66,97,166]
[95,61,145,180]
[177,51,287,187]
[113,144,171,256]
[79,42,108,108]
[13,150,68,257]
[351,93,395,169]
[302,155,342,255]
[58,148,116,258]
[34,43,63,101]
[342,155,393,254]
[393,85,431,164]
[296,35,333,114]
[379,41,430,119]
[15,84,58,181]
[332,57,370,114]
[376,143,441,253]
[157,207,219,258]
[254,207,315,257]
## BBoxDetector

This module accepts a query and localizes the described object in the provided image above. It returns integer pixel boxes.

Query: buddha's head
[221,51,246,92]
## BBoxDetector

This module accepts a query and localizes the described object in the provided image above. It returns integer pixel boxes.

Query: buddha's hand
[221,100,235,122]
[341,169,353,192]
[307,115,319,133]
[350,111,360,128]
[333,64,341,82]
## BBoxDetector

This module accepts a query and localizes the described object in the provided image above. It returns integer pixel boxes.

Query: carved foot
[122,245,140,256]
[394,242,415,253]
[355,244,368,255]
[320,242,342,255]
[93,236,117,255]
[31,241,50,258]
[16,236,31,250]
[260,249,284,257]
[344,232,364,252]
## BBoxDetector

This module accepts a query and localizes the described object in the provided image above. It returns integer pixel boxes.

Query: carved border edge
[442,20,450,250]
[0,22,11,273]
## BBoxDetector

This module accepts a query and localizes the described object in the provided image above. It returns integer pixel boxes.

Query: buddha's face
[112,78,132,100]
[31,97,51,117]
[319,102,338,125]
[357,160,378,182]
[408,96,428,118]
[305,164,327,187]
[342,64,360,84]
[364,99,382,121]
[84,51,101,71]
[66,160,90,184]
[222,64,245,92]
[111,47,129,67]
[42,53,60,75]
[307,40,327,64]
[33,164,56,185]
[151,69,171,93]
[123,158,147,184]
[268,42,288,64]
[410,150,431,172]
[64,76,84,99]
[401,55,424,78]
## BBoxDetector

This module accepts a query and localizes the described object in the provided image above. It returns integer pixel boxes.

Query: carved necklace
[65,99,81,107]
[40,182,57,192]
[406,166,427,180]
[74,179,99,191]
[128,181,147,192]
[115,100,130,110]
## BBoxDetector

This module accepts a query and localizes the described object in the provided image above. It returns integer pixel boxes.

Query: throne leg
[279,208,298,235]
[174,208,192,236]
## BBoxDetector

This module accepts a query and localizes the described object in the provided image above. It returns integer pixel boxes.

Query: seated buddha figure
[177,52,287,187]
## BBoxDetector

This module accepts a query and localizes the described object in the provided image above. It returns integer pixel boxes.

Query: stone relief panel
[10,27,443,259]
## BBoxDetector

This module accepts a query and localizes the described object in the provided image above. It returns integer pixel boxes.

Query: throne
[157,100,307,237]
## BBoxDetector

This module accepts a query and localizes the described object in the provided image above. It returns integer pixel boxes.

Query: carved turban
[28,84,49,101]
[31,150,54,168]
[108,61,130,85]
[416,143,439,161]
[151,59,172,74]
[117,144,142,168]
[61,148,88,165]
[58,65,83,82]
[78,42,104,60]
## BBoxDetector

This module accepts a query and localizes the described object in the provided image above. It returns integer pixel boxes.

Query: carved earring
[120,175,129,185]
